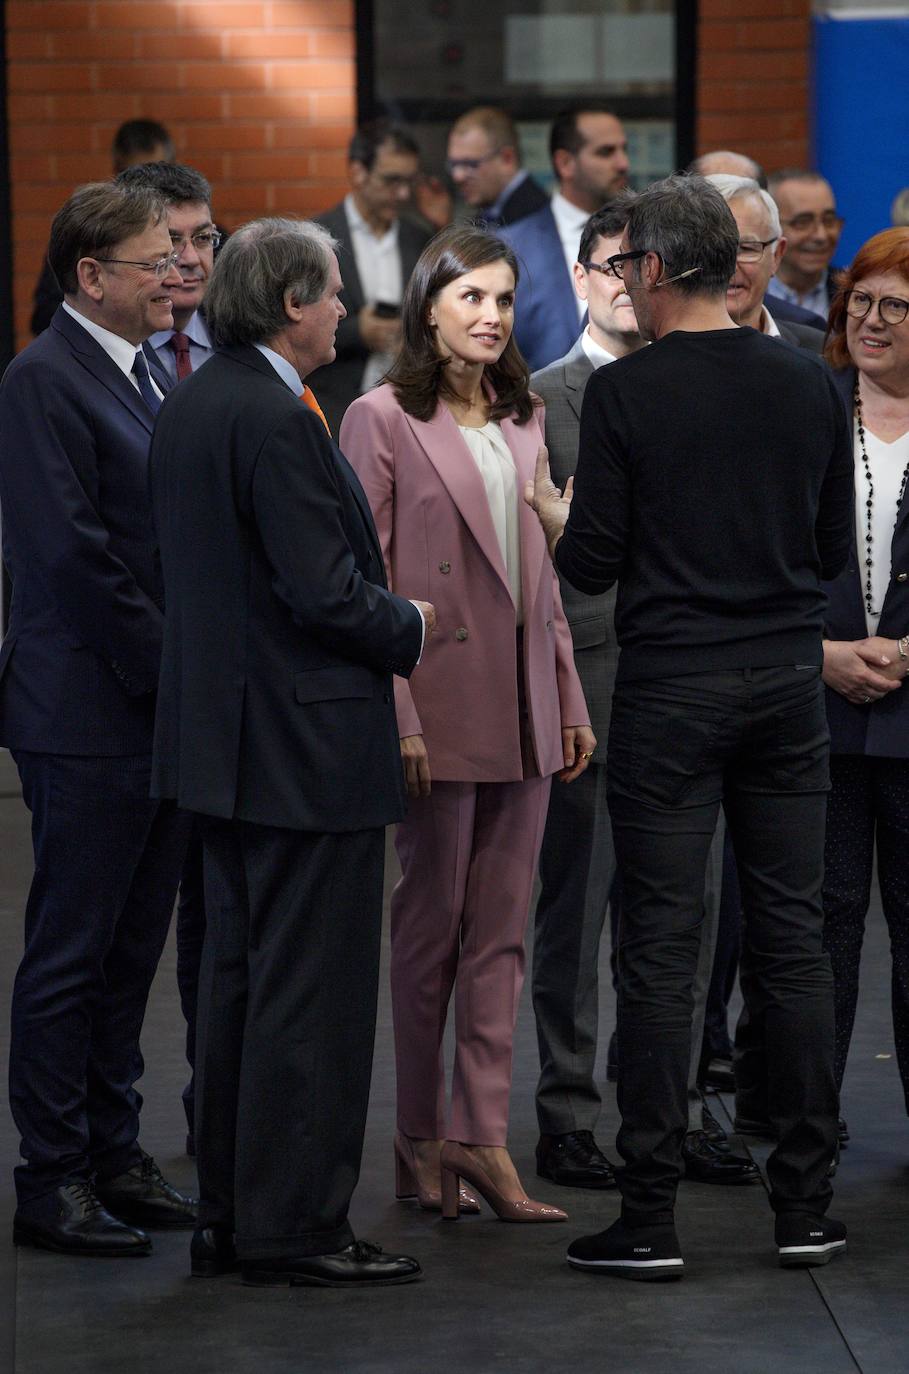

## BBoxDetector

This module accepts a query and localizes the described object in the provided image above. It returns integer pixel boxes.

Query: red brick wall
[6,0,356,350]
[697,0,812,174]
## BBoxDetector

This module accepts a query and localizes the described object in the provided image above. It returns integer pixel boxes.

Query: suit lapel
[404,404,511,592]
[562,338,594,424]
[503,410,547,619]
[331,205,365,313]
[52,309,156,434]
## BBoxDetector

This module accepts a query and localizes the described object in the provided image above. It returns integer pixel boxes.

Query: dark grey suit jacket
[309,201,431,434]
[531,335,618,742]
[776,319,825,354]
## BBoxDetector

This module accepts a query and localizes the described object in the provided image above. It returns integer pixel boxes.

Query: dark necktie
[168,330,192,382]
[132,350,162,416]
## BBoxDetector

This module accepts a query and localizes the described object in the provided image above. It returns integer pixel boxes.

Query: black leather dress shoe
[95,1151,198,1229]
[701,1103,731,1152]
[190,1226,238,1277]
[703,1056,735,1092]
[682,1131,760,1184]
[241,1240,422,1288]
[13,1181,151,1257]
[536,1131,617,1189]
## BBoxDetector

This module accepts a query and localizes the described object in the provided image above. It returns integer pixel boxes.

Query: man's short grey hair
[624,174,739,297]
[704,174,781,240]
[204,218,339,347]
[688,150,766,189]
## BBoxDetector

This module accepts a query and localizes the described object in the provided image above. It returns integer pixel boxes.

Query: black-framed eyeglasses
[445,150,502,175]
[94,250,181,278]
[169,229,222,253]
[376,173,418,190]
[781,212,844,233]
[605,249,648,280]
[845,289,909,326]
[736,237,778,263]
[579,258,622,280]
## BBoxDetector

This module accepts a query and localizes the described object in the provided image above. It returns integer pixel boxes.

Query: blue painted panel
[814,16,909,266]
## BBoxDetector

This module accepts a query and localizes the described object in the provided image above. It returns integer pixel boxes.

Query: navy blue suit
[499,205,583,372]
[0,306,190,1208]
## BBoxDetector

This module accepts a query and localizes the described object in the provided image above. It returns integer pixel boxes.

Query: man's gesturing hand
[523,444,573,559]
[412,601,436,635]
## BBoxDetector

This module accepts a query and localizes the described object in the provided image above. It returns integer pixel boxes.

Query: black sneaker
[567,1218,684,1281]
[776,1213,847,1268]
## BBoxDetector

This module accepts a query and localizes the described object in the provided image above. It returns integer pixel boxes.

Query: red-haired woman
[821,227,909,1138]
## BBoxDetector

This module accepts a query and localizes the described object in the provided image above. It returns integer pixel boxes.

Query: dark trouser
[607,667,837,1225]
[9,751,190,1210]
[175,825,205,1138]
[196,818,384,1261]
[702,826,743,1065]
[823,754,909,1111]
[533,758,615,1135]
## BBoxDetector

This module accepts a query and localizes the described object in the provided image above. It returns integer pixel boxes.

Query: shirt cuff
[409,601,426,665]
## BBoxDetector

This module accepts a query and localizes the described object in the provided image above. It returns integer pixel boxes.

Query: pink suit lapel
[502,409,546,622]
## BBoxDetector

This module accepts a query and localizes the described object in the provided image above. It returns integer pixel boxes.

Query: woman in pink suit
[341,226,594,1222]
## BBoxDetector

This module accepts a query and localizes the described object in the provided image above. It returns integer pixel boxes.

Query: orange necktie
[300,385,331,437]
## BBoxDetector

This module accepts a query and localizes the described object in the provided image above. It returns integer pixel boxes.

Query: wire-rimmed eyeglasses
[94,250,181,278]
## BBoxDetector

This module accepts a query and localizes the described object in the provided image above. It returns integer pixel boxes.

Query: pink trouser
[391,774,552,1146]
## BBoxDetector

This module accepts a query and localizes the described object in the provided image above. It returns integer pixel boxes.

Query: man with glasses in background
[311,118,431,434]
[446,106,549,229]
[767,169,845,319]
[0,181,197,1258]
[527,174,853,1279]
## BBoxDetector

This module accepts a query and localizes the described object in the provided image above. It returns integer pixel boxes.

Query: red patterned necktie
[300,384,332,437]
[168,331,192,382]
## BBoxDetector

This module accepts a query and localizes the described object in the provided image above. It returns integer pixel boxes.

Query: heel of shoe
[394,1138,417,1200]
[440,1165,461,1220]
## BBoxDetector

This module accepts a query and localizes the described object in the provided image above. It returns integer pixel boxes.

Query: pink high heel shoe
[394,1132,480,1213]
[439,1142,567,1222]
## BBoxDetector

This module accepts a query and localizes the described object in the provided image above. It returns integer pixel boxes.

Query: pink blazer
[340,383,589,783]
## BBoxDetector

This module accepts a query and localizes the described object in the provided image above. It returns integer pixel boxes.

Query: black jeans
[607,667,837,1224]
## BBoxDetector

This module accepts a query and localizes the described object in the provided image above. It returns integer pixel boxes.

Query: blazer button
[439,560,451,574]
[546,619,553,629]
[898,572,908,582]
[455,627,469,642]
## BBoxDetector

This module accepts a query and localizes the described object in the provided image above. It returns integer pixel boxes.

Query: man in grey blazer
[309,120,432,434]
[532,201,756,1189]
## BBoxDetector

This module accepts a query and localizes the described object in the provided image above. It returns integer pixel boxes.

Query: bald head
[690,150,766,189]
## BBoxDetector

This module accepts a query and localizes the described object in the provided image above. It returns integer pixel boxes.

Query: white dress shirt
[580,328,618,370]
[760,306,782,338]
[148,310,213,383]
[459,422,523,624]
[62,302,165,402]
[345,193,403,394]
[550,193,591,323]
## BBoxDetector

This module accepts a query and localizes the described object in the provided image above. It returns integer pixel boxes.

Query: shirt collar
[254,343,303,394]
[62,301,143,379]
[550,191,591,240]
[344,193,399,248]
[580,327,618,370]
[147,309,212,352]
[760,306,782,338]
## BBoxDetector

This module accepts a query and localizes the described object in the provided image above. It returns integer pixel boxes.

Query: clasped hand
[823,635,908,705]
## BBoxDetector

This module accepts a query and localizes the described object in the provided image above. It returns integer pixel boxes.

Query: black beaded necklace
[855,380,909,617]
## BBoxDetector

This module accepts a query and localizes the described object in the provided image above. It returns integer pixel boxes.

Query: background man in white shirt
[312,119,432,433]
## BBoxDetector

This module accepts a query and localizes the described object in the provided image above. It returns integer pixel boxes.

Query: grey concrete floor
[0,747,906,1373]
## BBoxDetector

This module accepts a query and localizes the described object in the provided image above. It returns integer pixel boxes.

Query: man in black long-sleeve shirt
[527,175,854,1280]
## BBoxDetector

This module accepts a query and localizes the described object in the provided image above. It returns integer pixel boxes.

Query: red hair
[825,226,909,368]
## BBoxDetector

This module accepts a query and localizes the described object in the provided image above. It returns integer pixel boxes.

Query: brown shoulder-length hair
[385,224,538,424]
[825,226,909,369]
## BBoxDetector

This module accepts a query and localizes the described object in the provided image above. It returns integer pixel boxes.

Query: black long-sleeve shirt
[555,327,854,683]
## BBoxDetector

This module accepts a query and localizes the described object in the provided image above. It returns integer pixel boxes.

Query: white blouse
[458,421,524,625]
[854,418,909,635]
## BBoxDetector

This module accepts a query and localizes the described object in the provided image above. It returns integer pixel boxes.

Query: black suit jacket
[149,344,424,830]
[776,319,825,353]
[0,306,169,753]
[309,202,431,434]
[822,366,909,759]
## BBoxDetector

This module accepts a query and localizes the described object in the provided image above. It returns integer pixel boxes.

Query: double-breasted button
[455,627,469,642]
[897,572,908,582]
[545,619,553,629]
[439,560,451,574]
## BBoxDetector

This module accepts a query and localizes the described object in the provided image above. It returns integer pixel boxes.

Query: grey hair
[892,188,909,228]
[624,174,739,297]
[204,217,339,347]
[704,174,782,240]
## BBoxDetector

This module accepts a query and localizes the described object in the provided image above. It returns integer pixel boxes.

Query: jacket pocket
[294,665,377,704]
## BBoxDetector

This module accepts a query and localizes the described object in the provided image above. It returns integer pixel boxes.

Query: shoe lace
[138,1151,165,1185]
[66,1180,104,1216]
[349,1241,383,1261]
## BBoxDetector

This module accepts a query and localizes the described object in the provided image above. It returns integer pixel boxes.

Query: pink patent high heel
[440,1141,567,1223]
[395,1132,480,1213]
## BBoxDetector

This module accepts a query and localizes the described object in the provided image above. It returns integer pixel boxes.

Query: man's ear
[283,286,304,323]
[76,256,104,302]
[551,148,574,186]
[771,236,787,274]
[349,159,367,192]
[573,261,590,303]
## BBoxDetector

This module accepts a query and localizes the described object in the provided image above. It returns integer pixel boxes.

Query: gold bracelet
[898,636,909,661]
